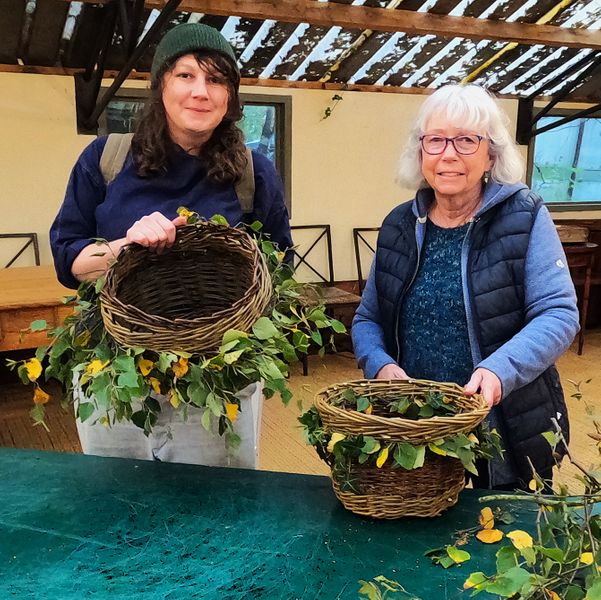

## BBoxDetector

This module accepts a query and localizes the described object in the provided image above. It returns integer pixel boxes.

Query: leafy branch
[8,215,345,448]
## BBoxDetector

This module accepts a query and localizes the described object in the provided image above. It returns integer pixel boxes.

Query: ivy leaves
[9,217,346,445]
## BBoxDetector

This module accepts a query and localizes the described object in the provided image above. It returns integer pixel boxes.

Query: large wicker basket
[100,222,272,353]
[314,379,489,519]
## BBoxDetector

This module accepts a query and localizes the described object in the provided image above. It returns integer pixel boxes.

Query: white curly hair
[397,84,524,189]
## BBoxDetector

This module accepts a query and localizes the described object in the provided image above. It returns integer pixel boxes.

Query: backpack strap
[99,132,134,185]
[235,147,255,214]
[99,133,255,214]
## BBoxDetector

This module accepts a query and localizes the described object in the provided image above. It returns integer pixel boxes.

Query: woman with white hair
[352,84,579,490]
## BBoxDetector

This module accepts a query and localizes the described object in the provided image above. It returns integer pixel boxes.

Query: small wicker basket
[100,222,272,353]
[314,379,489,519]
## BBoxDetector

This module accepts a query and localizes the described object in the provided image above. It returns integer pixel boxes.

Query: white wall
[1,72,598,280]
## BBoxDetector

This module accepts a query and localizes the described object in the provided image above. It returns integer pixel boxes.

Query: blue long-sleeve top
[50,137,292,289]
[352,181,580,399]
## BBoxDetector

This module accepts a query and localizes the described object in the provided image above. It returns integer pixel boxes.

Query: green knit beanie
[151,23,239,83]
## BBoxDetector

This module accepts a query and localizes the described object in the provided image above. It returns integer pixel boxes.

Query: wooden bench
[0,266,73,352]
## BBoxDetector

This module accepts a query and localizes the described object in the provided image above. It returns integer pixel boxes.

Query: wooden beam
[2,64,598,103]
[75,0,601,50]
[0,63,515,99]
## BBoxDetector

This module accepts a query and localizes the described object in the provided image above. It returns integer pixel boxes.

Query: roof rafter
[78,0,601,50]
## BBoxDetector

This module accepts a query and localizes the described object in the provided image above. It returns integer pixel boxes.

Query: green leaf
[30,319,47,332]
[158,352,178,373]
[201,408,212,431]
[206,392,222,417]
[330,319,346,333]
[30,403,46,427]
[188,382,209,407]
[464,572,487,592]
[223,349,245,364]
[484,566,531,596]
[542,430,560,448]
[393,442,426,470]
[252,317,279,340]
[311,329,323,346]
[90,372,111,409]
[77,402,95,422]
[496,546,519,572]
[539,547,563,562]
[356,397,371,412]
[586,579,601,600]
[222,329,249,346]
[210,214,228,226]
[117,370,139,388]
[361,436,380,454]
[447,545,471,564]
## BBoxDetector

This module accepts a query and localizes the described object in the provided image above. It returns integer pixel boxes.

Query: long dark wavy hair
[131,50,247,184]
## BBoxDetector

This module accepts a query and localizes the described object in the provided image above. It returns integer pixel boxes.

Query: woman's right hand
[376,363,409,380]
[126,212,187,253]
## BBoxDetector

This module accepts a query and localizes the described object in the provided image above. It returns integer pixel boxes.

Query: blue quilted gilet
[374,189,569,484]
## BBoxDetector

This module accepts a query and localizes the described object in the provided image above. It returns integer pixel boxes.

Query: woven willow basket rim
[101,223,267,326]
[99,221,272,353]
[314,378,489,439]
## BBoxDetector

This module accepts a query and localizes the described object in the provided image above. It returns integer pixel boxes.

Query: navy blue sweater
[50,137,292,289]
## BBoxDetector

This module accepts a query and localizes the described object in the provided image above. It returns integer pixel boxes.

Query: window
[528,111,601,209]
[98,89,292,211]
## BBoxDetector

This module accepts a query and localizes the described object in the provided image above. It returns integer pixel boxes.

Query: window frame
[526,107,601,211]
[97,87,292,213]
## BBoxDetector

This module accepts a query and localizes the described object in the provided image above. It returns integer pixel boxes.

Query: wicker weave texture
[315,379,489,519]
[100,223,272,353]
[315,379,488,444]
[332,456,466,519]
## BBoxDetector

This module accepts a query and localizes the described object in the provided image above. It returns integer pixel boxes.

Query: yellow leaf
[169,389,180,409]
[148,377,161,395]
[476,529,504,544]
[177,207,193,220]
[479,507,495,530]
[428,443,447,456]
[507,530,533,550]
[172,357,189,378]
[33,386,50,405]
[225,403,239,423]
[376,447,389,468]
[24,358,43,382]
[544,590,560,600]
[100,415,110,428]
[327,432,346,453]
[468,433,479,444]
[580,552,594,565]
[137,358,154,376]
[365,404,373,415]
[85,359,108,376]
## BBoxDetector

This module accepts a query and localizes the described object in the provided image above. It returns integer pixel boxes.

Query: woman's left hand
[464,368,502,408]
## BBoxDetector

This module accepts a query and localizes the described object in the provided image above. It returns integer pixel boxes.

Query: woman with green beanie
[50,22,292,467]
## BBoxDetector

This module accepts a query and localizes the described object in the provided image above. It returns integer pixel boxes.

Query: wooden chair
[352,227,380,294]
[290,225,361,375]
[562,241,598,355]
[1,233,40,268]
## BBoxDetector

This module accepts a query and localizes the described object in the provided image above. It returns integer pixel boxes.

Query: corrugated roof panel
[384,35,452,86]
[269,24,332,79]
[243,22,301,78]
[0,0,25,64]
[522,48,594,96]
[25,0,69,66]
[554,0,601,26]
[291,27,364,80]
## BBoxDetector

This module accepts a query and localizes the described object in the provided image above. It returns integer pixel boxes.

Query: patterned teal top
[399,220,473,385]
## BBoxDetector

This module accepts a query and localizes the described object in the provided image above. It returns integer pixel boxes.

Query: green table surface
[0,448,534,599]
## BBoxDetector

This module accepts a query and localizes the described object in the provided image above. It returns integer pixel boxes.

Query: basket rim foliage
[10,214,346,449]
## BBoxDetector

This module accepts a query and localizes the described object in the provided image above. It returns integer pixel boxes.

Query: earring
[483,171,490,184]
